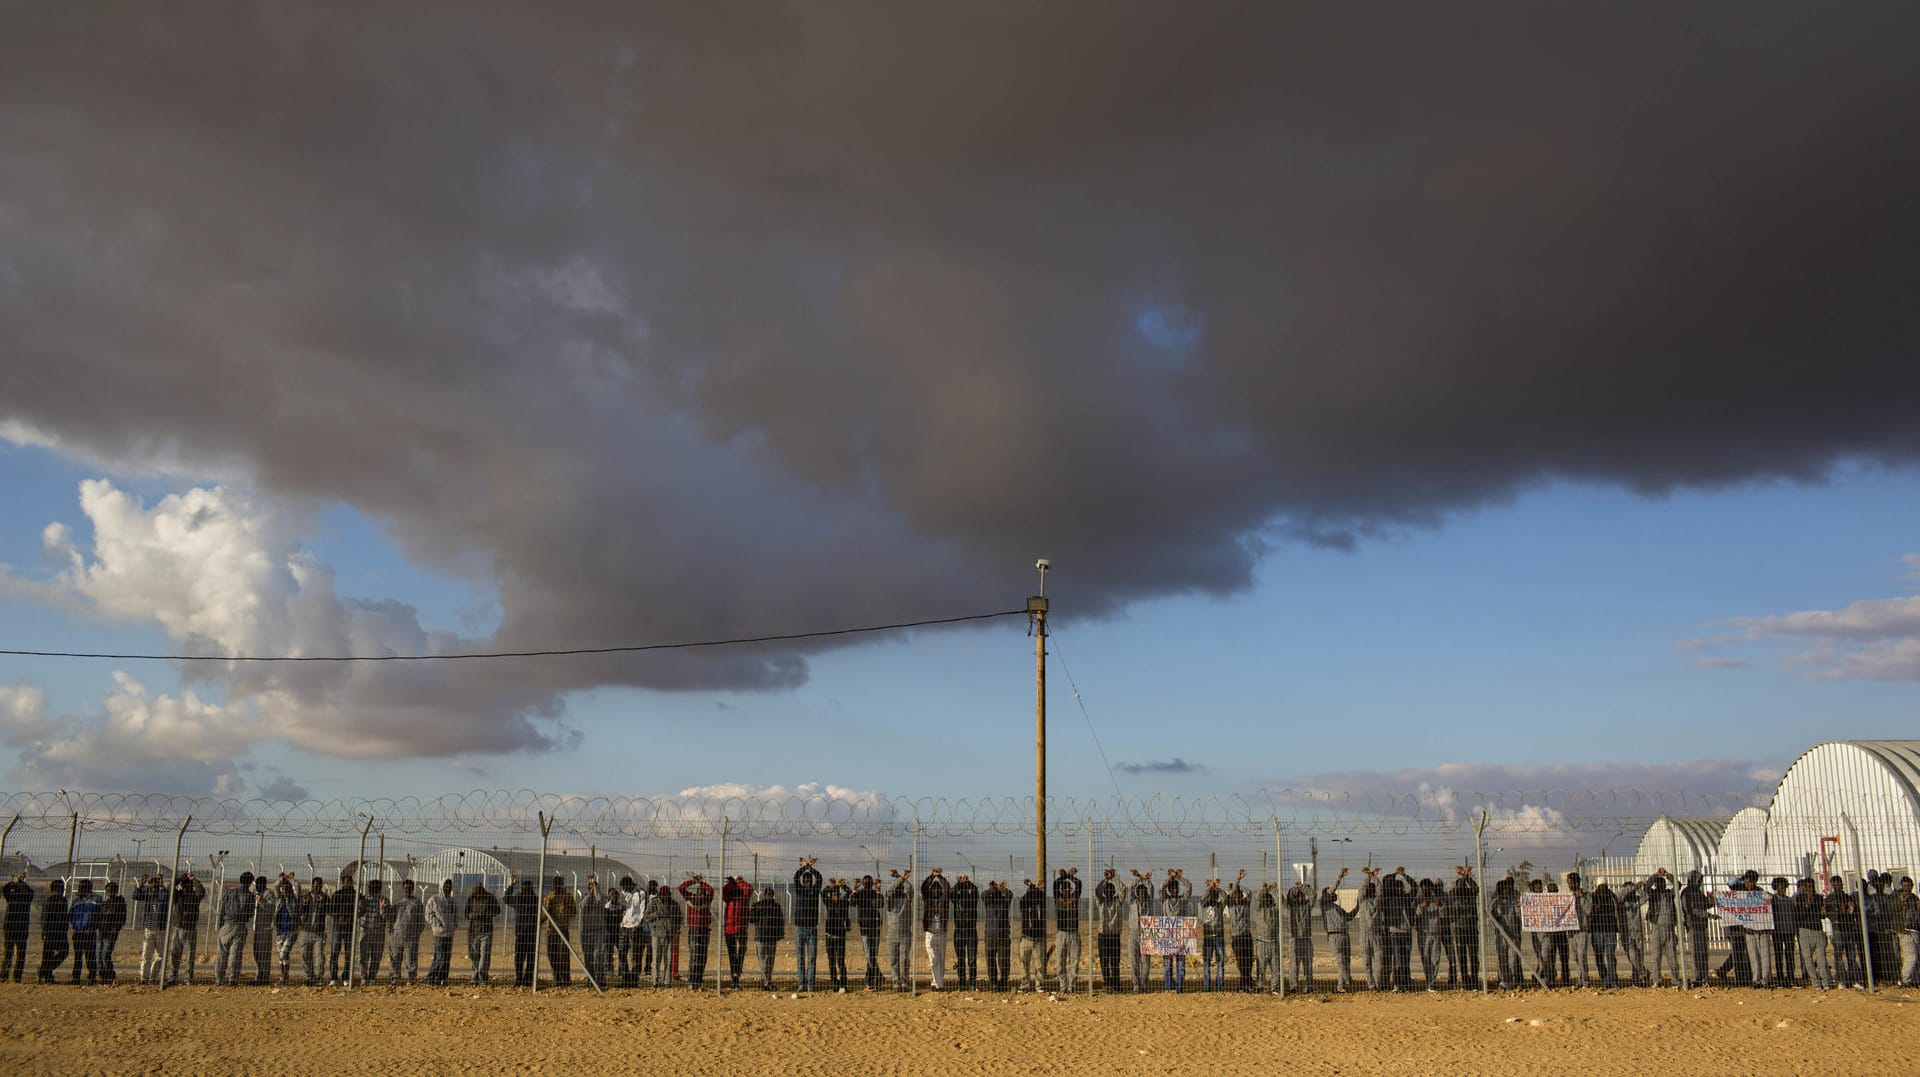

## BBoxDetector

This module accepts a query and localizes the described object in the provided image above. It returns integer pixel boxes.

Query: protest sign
[1714,890,1774,930]
[1137,916,1201,956]
[1519,892,1579,932]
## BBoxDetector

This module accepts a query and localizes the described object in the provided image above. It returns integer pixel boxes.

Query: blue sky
[4,438,1912,803]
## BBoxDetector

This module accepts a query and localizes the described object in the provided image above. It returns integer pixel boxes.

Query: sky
[2,3,1918,814]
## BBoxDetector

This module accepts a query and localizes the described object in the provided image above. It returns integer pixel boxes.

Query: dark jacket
[173,878,206,929]
[1019,884,1048,940]
[465,887,501,933]
[851,883,883,934]
[751,894,785,943]
[950,880,980,936]
[298,889,329,933]
[982,886,1013,941]
[505,883,539,939]
[42,893,69,939]
[3,880,34,931]
[1587,889,1623,934]
[328,885,359,934]
[822,883,851,937]
[99,894,128,935]
[791,866,823,929]
[1052,873,1083,934]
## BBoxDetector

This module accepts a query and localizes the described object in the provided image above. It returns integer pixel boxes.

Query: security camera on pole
[1030,559,1050,884]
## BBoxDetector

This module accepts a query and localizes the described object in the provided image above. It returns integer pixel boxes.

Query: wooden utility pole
[1031,560,1051,883]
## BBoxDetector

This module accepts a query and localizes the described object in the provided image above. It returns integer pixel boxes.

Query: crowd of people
[2,859,1915,992]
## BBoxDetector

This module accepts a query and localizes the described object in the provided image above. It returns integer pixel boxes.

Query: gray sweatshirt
[1093,878,1126,935]
[884,880,915,936]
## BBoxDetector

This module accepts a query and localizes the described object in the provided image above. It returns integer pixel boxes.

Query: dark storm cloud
[3,4,1919,737]
[1116,758,1206,776]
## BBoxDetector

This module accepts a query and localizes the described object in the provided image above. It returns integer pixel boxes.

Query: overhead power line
[0,609,1027,663]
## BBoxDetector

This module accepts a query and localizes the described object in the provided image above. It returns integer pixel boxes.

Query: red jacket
[678,879,714,932]
[722,878,752,935]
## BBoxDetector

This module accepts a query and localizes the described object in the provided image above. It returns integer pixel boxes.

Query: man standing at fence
[750,886,784,989]
[1198,877,1227,991]
[1895,875,1919,988]
[1793,877,1832,990]
[721,874,751,990]
[950,872,980,990]
[983,879,1013,991]
[1449,866,1480,991]
[616,877,645,988]
[464,880,498,985]
[1645,870,1678,987]
[645,880,678,987]
[68,878,100,984]
[1619,879,1648,987]
[387,878,425,984]
[1253,883,1280,993]
[1490,877,1523,989]
[791,857,822,992]
[1683,870,1715,986]
[1018,877,1047,992]
[1053,867,1083,993]
[37,878,69,983]
[296,877,327,985]
[851,875,883,990]
[505,876,538,987]
[921,866,951,991]
[1093,868,1125,991]
[96,880,127,984]
[578,876,607,988]
[215,871,255,986]
[424,878,456,986]
[1768,877,1798,987]
[168,870,205,986]
[1826,877,1863,988]
[249,876,276,985]
[883,869,914,991]
[1127,872,1156,991]
[1161,868,1193,992]
[3,872,33,983]
[823,876,852,990]
[1282,878,1312,992]
[358,879,390,984]
[136,875,168,985]
[1587,880,1622,989]
[679,874,715,987]
[327,872,357,986]
[542,875,574,987]
[1319,867,1353,992]
[1226,874,1255,992]
[1564,872,1592,988]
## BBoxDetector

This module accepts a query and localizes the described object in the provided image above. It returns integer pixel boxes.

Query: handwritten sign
[1519,893,1579,933]
[1137,916,1201,956]
[1714,890,1774,931]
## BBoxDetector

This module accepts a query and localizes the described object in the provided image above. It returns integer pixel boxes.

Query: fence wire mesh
[1,789,1914,995]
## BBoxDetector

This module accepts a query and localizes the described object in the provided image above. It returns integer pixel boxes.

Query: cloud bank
[3,4,1918,775]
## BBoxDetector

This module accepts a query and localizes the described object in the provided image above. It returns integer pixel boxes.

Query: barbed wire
[0,787,1804,839]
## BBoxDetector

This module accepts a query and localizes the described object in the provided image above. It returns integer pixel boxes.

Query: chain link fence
[2,788,1914,994]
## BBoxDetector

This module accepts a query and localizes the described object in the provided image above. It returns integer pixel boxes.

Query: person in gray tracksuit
[1619,880,1648,986]
[1565,873,1592,987]
[1252,884,1280,992]
[1285,879,1315,991]
[1125,874,1155,990]
[386,879,425,983]
[1645,869,1680,986]
[1356,876,1382,991]
[215,871,255,986]
[1093,869,1126,990]
[249,876,277,985]
[884,871,915,990]
[644,884,678,987]
[1319,867,1354,991]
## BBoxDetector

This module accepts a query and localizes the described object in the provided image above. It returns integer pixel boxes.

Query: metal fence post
[158,815,190,990]
[1275,819,1285,1000]
[716,816,727,996]
[1843,813,1873,993]
[1086,818,1094,997]
[910,815,919,998]
[1474,810,1488,996]
[0,815,16,882]
[349,814,371,990]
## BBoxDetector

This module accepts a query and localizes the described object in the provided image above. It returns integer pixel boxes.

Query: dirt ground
[1,981,1915,1076]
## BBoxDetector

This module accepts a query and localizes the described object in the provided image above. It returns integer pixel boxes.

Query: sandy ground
[2,980,1915,1075]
